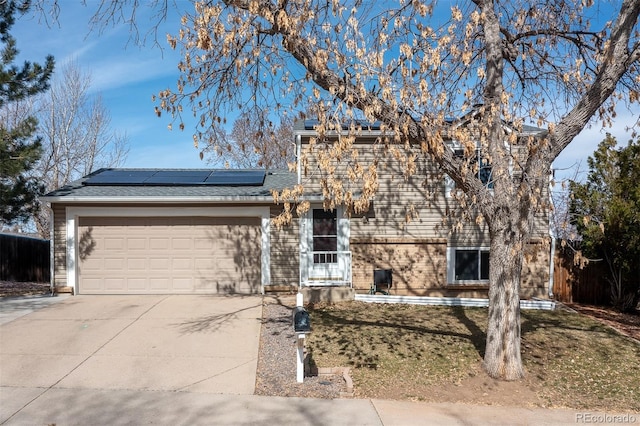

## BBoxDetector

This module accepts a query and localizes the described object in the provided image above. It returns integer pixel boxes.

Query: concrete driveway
[0,295,263,423]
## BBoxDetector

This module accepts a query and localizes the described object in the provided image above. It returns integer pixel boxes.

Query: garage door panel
[172,258,193,271]
[194,238,213,250]
[105,278,126,291]
[127,238,147,250]
[104,258,125,270]
[149,238,170,250]
[127,258,147,271]
[150,278,171,291]
[82,257,103,271]
[172,238,193,250]
[127,278,147,291]
[104,238,124,250]
[172,278,193,291]
[77,216,261,294]
[82,278,103,292]
[149,258,171,270]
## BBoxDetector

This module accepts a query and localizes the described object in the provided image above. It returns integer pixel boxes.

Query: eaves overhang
[39,195,278,204]
[293,128,389,138]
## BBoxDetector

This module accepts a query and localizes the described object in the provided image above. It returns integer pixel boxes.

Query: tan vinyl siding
[301,136,449,240]
[52,204,67,289]
[300,134,549,242]
[269,206,299,289]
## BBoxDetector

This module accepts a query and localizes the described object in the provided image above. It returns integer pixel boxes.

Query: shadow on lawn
[451,306,487,357]
[307,304,489,367]
[520,309,617,336]
[308,304,627,370]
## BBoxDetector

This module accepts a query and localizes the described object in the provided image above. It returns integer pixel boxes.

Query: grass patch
[306,301,640,411]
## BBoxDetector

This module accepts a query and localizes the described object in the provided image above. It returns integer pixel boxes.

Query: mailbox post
[293,292,310,383]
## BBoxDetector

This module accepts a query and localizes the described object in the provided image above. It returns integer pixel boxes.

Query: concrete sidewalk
[0,294,70,325]
[2,387,637,425]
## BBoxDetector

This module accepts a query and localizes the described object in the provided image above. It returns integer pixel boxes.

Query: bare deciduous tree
[203,109,296,169]
[30,62,129,237]
[88,0,639,380]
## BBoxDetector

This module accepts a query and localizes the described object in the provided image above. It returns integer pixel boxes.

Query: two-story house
[42,120,552,299]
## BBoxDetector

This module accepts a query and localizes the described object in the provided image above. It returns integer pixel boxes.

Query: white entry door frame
[299,205,351,286]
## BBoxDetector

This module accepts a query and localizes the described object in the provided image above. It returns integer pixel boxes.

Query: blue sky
[14,3,205,169]
[12,2,639,183]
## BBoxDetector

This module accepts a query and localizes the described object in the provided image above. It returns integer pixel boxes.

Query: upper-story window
[476,149,494,189]
[445,144,494,197]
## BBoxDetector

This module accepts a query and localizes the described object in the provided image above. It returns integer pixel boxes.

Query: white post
[296,292,305,383]
[296,334,305,383]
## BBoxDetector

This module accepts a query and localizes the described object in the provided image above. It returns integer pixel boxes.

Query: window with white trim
[476,151,493,188]
[447,247,490,283]
[445,145,494,197]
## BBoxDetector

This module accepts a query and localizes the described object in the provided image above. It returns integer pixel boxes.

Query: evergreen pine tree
[0,0,54,226]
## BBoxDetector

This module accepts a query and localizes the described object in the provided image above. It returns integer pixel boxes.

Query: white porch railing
[300,251,352,287]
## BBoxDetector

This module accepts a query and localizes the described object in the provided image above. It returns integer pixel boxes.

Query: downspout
[547,167,556,299]
[296,134,303,290]
[296,134,301,185]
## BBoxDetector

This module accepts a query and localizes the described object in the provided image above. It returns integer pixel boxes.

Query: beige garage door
[77,216,261,294]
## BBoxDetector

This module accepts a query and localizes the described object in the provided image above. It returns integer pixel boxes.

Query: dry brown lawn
[305,301,640,412]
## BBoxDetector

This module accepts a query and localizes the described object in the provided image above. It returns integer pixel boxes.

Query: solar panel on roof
[152,170,212,178]
[205,170,266,186]
[144,175,209,184]
[83,169,266,186]
[84,170,157,185]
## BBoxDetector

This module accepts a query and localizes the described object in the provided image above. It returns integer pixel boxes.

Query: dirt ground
[414,373,544,407]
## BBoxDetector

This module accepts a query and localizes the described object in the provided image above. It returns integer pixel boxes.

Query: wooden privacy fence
[0,234,50,282]
[553,246,609,305]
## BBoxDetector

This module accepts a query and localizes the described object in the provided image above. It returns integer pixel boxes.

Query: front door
[301,206,350,284]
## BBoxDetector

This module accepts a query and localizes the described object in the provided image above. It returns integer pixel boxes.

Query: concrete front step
[299,287,355,303]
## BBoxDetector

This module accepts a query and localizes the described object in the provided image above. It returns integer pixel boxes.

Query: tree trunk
[484,225,525,380]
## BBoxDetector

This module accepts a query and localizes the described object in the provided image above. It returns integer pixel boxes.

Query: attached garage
[77,216,261,294]
[59,206,271,295]
[42,169,299,296]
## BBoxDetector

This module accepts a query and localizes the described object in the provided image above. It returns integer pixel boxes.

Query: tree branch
[550,0,640,161]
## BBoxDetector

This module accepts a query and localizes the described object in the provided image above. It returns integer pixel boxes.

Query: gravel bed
[0,280,51,297]
[255,298,348,399]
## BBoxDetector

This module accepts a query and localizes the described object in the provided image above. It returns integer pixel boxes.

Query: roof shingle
[41,169,297,203]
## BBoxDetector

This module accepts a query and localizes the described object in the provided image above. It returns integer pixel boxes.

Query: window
[445,146,493,196]
[312,209,337,264]
[477,152,493,189]
[448,248,490,283]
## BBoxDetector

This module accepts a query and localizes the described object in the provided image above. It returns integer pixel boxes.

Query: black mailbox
[293,306,311,333]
